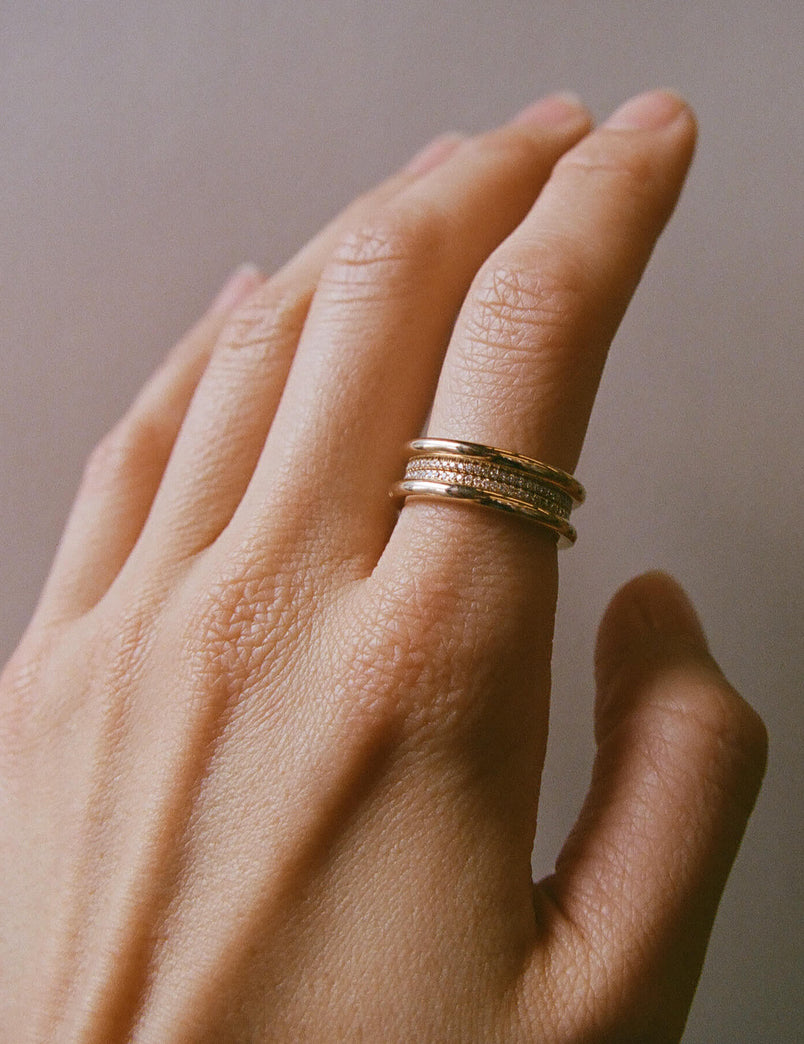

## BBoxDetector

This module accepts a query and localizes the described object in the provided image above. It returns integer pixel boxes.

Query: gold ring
[390,438,585,547]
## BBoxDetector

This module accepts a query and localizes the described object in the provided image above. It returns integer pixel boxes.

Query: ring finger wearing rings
[384,89,695,573]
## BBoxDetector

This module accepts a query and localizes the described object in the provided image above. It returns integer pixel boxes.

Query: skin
[0,89,767,1042]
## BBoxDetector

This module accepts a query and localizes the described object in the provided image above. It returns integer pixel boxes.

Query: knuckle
[463,255,586,364]
[691,680,768,776]
[83,411,169,489]
[348,556,533,742]
[182,554,312,702]
[333,576,462,733]
[342,581,443,690]
[219,280,310,361]
[334,617,430,735]
[320,203,447,303]
[472,124,547,168]
[555,134,663,200]
[652,670,769,794]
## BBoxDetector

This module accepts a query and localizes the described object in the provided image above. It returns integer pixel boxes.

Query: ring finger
[386,89,697,582]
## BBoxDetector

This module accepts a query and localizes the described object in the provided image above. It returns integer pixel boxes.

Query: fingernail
[211,263,263,315]
[605,89,689,131]
[510,91,588,128]
[405,132,466,176]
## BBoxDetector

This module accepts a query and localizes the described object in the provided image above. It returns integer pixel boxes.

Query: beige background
[1,3,801,1039]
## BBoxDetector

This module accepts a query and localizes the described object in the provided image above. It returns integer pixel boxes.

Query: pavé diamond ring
[391,438,585,547]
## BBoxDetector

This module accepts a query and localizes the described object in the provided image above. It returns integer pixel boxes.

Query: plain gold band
[391,478,578,547]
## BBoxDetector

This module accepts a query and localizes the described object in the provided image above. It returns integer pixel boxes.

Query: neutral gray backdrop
[2,3,801,1040]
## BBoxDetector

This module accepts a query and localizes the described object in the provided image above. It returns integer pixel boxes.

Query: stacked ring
[391,438,585,547]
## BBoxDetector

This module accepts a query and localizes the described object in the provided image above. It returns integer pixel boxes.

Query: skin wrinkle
[458,271,581,376]
[596,651,766,798]
[321,605,547,1002]
[557,717,695,896]
[218,284,313,358]
[473,261,586,330]
[556,144,665,196]
[538,894,665,1044]
[354,567,490,728]
[182,553,324,716]
[532,722,726,1039]
[316,206,450,305]
[595,636,716,734]
[82,410,176,497]
[225,473,377,585]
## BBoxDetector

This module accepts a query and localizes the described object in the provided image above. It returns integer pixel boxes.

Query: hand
[1,89,766,1042]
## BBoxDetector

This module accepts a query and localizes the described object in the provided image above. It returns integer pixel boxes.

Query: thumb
[529,572,767,1042]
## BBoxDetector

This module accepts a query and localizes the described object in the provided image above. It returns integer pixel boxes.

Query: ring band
[390,438,585,547]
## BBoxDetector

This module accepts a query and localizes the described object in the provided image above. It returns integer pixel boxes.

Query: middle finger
[227,94,592,571]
